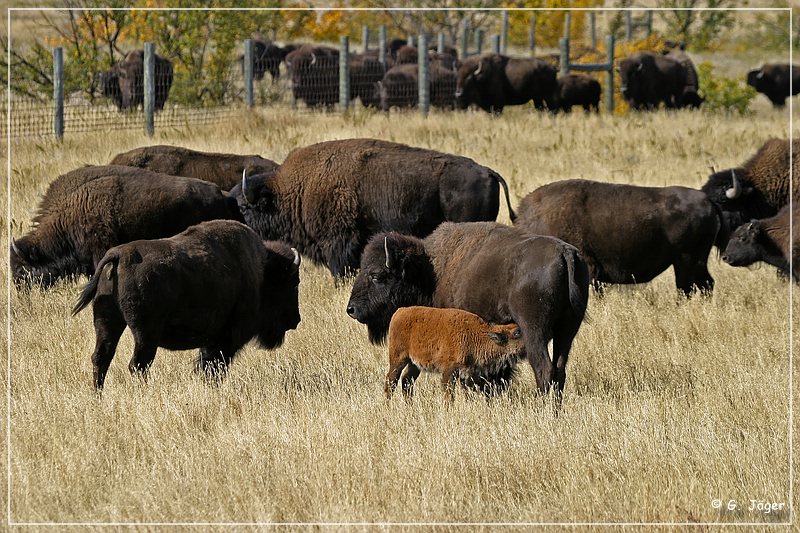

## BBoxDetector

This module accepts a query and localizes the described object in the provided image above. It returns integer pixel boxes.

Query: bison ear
[487,332,508,346]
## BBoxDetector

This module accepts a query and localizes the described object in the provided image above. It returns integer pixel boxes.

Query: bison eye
[370,272,386,285]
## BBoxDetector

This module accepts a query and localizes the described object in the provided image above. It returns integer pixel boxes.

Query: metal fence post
[491,34,500,54]
[625,11,632,40]
[606,34,615,113]
[143,42,155,137]
[500,10,509,54]
[460,19,469,59]
[437,32,445,54]
[564,12,572,40]
[529,14,536,56]
[339,36,350,111]
[475,29,484,55]
[589,12,597,50]
[645,11,653,37]
[559,38,569,76]
[378,25,387,65]
[362,25,370,52]
[407,35,414,47]
[418,33,429,117]
[244,38,254,109]
[52,47,63,140]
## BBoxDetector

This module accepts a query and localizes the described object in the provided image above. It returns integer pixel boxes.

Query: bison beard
[71,220,301,390]
[346,223,590,398]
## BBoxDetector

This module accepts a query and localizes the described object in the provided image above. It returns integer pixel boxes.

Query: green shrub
[697,61,756,115]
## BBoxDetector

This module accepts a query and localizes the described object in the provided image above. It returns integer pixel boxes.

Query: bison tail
[491,170,517,222]
[564,248,590,324]
[71,253,119,316]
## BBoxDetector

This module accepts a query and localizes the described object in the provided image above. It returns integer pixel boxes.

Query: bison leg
[400,364,420,398]
[90,305,126,390]
[674,256,714,297]
[440,368,457,403]
[195,347,233,380]
[127,332,158,383]
[385,358,411,399]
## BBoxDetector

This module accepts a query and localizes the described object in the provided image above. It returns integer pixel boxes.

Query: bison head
[257,241,302,349]
[701,168,766,233]
[455,55,493,109]
[96,69,123,108]
[618,57,646,106]
[721,220,770,268]
[346,232,436,344]
[229,169,282,241]
[746,68,768,92]
[10,237,76,290]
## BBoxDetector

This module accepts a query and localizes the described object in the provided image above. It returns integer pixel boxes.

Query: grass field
[4,104,797,527]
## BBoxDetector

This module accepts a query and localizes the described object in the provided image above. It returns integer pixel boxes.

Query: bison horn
[241,169,250,205]
[725,169,742,199]
[636,63,643,72]
[474,60,482,76]
[291,247,300,266]
[384,236,393,269]
[709,165,717,174]
[310,53,316,66]
[11,239,22,258]
[756,70,764,79]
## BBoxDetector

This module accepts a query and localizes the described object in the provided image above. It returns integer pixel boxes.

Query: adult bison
[229,138,516,278]
[747,63,800,108]
[555,74,601,112]
[11,166,242,289]
[349,53,386,107]
[110,145,279,191]
[72,220,301,390]
[618,51,685,110]
[97,49,173,111]
[286,45,340,108]
[346,222,590,398]
[455,53,558,113]
[701,138,799,232]
[377,63,457,111]
[722,204,798,281]
[664,49,703,108]
[515,179,721,295]
[237,34,293,82]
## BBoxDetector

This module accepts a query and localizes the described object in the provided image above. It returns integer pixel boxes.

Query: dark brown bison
[97,49,173,111]
[455,53,558,113]
[349,53,386,107]
[701,138,799,234]
[618,51,685,110]
[555,74,601,112]
[515,179,721,296]
[722,204,798,281]
[747,63,800,108]
[72,220,301,390]
[228,138,517,278]
[110,145,279,191]
[664,49,703,108]
[346,222,590,398]
[11,165,242,289]
[286,45,340,108]
[238,35,293,82]
[377,63,457,111]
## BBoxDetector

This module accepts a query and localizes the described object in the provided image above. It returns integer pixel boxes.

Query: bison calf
[386,306,525,401]
[722,205,798,281]
[72,220,301,390]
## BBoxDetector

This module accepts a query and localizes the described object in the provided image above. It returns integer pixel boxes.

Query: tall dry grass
[3,104,798,527]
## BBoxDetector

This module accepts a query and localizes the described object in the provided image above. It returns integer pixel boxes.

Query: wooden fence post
[362,25,370,53]
[143,42,155,137]
[529,14,536,56]
[339,36,350,111]
[53,47,63,140]
[559,37,569,76]
[244,38,254,109]
[418,33,429,117]
[589,12,597,50]
[491,34,500,54]
[500,10,509,54]
[475,29,484,55]
[606,34,615,113]
[379,25,387,65]
[460,19,469,59]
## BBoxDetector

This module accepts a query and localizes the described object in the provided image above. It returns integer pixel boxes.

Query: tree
[656,0,735,50]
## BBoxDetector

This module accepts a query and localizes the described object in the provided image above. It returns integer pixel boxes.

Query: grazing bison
[747,63,800,108]
[349,54,386,107]
[286,45,340,108]
[97,49,173,111]
[618,51,685,110]
[377,63,457,111]
[722,205,799,281]
[515,179,721,295]
[11,165,242,289]
[455,53,558,113]
[665,49,703,108]
[386,306,525,401]
[238,34,293,82]
[72,220,301,390]
[110,145,279,191]
[346,222,590,398]
[701,138,799,233]
[230,138,516,278]
[555,74,601,112]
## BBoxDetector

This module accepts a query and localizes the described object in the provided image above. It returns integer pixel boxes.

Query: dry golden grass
[3,104,798,528]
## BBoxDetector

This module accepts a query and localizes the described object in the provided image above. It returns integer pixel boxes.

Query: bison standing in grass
[618,51,685,110]
[97,49,173,111]
[11,165,242,289]
[346,222,590,399]
[555,74,601,113]
[386,306,525,401]
[514,179,722,295]
[72,220,301,390]
[747,63,800,108]
[229,138,516,278]
[701,138,799,234]
[723,205,799,281]
[110,145,279,191]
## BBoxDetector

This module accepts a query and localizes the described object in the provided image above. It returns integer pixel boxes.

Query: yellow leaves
[502,0,604,48]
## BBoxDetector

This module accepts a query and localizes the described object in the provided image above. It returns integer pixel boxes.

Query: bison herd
[96,35,800,113]
[12,136,796,403]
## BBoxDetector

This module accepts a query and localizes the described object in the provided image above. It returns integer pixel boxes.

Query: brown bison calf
[386,306,525,401]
